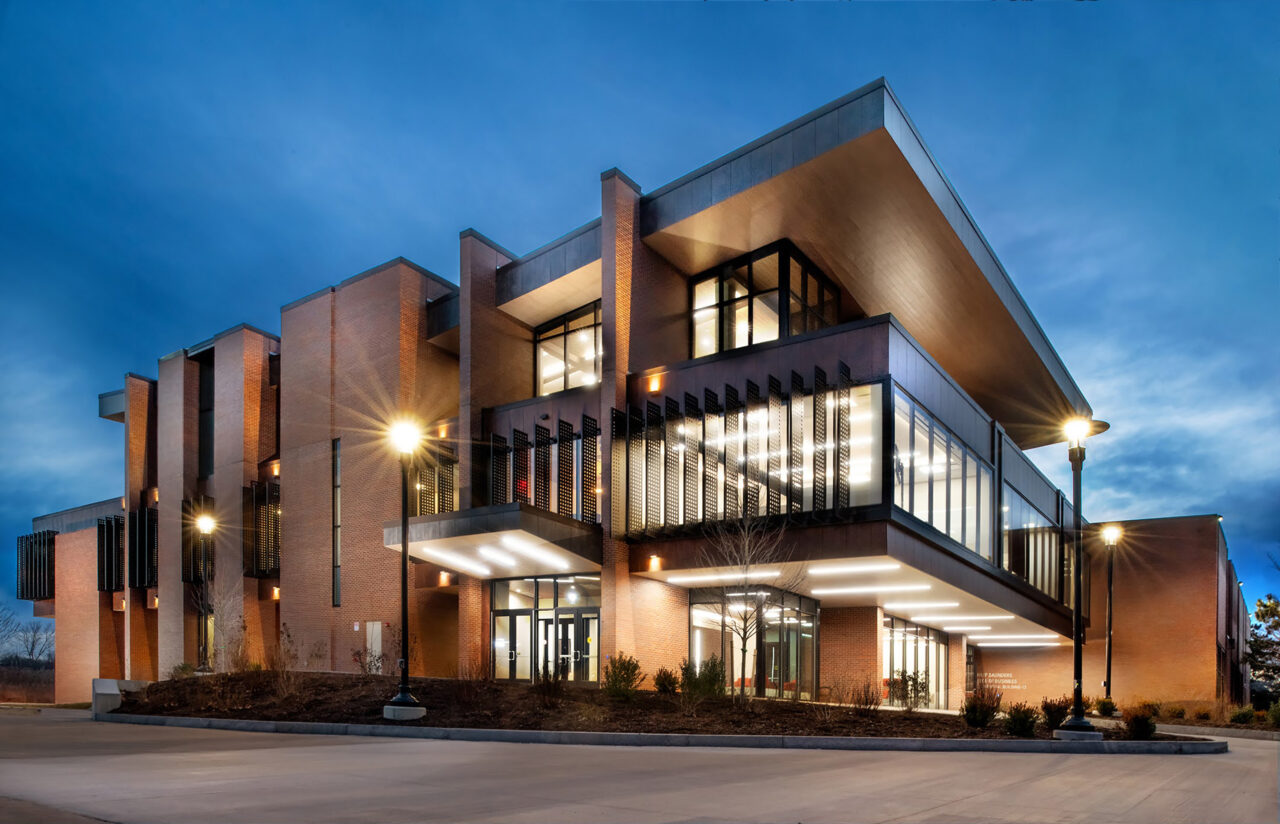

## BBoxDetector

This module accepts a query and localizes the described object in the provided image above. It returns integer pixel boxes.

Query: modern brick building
[17,79,1250,710]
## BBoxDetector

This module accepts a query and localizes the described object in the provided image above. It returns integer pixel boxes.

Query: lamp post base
[382,703,426,721]
[1053,728,1104,741]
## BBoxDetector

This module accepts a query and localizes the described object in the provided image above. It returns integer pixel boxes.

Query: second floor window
[536,301,601,396]
[690,241,839,359]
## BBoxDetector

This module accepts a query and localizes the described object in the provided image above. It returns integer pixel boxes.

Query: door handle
[509,650,516,662]
[574,650,582,662]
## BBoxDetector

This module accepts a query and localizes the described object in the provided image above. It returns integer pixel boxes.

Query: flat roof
[638,78,1089,449]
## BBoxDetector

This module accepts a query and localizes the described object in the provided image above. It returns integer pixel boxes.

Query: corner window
[536,302,601,396]
[690,241,838,358]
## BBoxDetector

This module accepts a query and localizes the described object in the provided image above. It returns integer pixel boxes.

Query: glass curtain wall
[882,616,949,709]
[689,587,818,700]
[491,575,601,682]
[1001,484,1062,602]
[691,241,838,359]
[536,302,602,396]
[892,389,993,561]
[620,381,882,532]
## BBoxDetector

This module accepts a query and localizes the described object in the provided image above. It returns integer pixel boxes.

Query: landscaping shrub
[1123,706,1157,740]
[1040,695,1072,730]
[960,686,1001,729]
[887,670,929,713]
[677,655,726,713]
[654,666,678,696]
[531,660,566,709]
[849,678,882,718]
[1095,697,1116,717]
[1081,695,1096,713]
[169,662,196,680]
[1003,702,1038,737]
[1194,709,1211,721]
[1229,705,1255,724]
[1166,705,1186,720]
[1268,703,1280,728]
[1136,699,1162,719]
[602,652,646,700]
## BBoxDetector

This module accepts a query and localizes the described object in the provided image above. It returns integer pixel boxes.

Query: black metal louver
[97,515,125,593]
[789,372,805,514]
[533,425,551,511]
[835,362,852,509]
[581,415,599,524]
[181,496,215,584]
[436,444,457,514]
[813,367,829,513]
[246,481,281,578]
[490,434,510,506]
[16,530,56,601]
[557,419,575,516]
[128,507,159,589]
[683,393,701,525]
[512,429,530,504]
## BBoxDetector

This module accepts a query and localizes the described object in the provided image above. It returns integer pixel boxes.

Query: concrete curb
[93,712,1228,754]
[1159,723,1280,742]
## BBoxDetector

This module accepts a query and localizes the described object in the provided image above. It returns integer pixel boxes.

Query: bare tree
[697,515,804,702]
[15,619,54,662]
[189,571,250,672]
[0,606,19,656]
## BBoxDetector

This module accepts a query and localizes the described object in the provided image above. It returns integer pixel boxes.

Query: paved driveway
[1,708,1276,823]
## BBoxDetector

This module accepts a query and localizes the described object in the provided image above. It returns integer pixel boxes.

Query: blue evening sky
[1,2,1277,621]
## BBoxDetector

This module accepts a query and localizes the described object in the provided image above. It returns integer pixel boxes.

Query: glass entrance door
[537,610,599,682]
[492,611,532,681]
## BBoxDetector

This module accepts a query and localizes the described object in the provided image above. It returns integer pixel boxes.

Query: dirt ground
[114,671,1165,740]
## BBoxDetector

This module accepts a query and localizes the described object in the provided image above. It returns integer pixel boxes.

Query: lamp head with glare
[389,420,423,455]
[1102,525,1122,546]
[1063,418,1091,448]
[196,514,215,535]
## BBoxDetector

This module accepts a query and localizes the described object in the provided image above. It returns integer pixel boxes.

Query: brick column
[123,374,158,680]
[947,634,967,710]
[457,574,487,678]
[156,352,199,675]
[598,169,641,665]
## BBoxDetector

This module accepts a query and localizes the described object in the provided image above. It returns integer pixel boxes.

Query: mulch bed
[115,672,1162,741]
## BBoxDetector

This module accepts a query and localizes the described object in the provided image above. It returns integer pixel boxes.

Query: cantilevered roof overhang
[640,79,1088,450]
[383,502,602,579]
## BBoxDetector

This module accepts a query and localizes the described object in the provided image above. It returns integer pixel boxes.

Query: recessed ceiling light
[807,563,901,576]
[811,584,930,596]
[667,571,779,585]
[910,614,1013,623]
[883,601,959,610]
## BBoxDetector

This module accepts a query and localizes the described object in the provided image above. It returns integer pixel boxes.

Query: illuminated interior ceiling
[640,82,1089,449]
[636,558,1069,648]
[384,528,600,579]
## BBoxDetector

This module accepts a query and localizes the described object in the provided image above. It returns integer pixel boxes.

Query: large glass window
[536,302,601,396]
[1001,484,1062,603]
[621,380,882,530]
[883,616,949,709]
[690,241,838,358]
[892,389,993,561]
[690,587,818,701]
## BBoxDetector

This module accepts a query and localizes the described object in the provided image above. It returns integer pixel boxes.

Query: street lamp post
[195,513,215,674]
[1102,524,1122,701]
[1058,417,1108,737]
[384,420,426,721]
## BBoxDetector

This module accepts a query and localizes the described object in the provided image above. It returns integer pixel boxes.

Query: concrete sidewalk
[2,708,1276,823]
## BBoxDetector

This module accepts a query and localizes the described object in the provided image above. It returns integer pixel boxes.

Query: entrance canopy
[383,502,602,579]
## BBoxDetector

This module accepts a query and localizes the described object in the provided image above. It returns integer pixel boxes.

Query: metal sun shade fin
[490,434,510,506]
[645,401,662,532]
[512,429,530,504]
[789,371,805,514]
[534,425,551,512]
[766,376,782,517]
[664,396,680,527]
[813,367,828,512]
[836,362,851,509]
[581,415,599,524]
[683,392,701,525]
[703,389,722,523]
[744,380,762,517]
[437,443,457,514]
[128,507,159,589]
[557,419,575,517]
[723,385,740,520]
[625,407,644,535]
